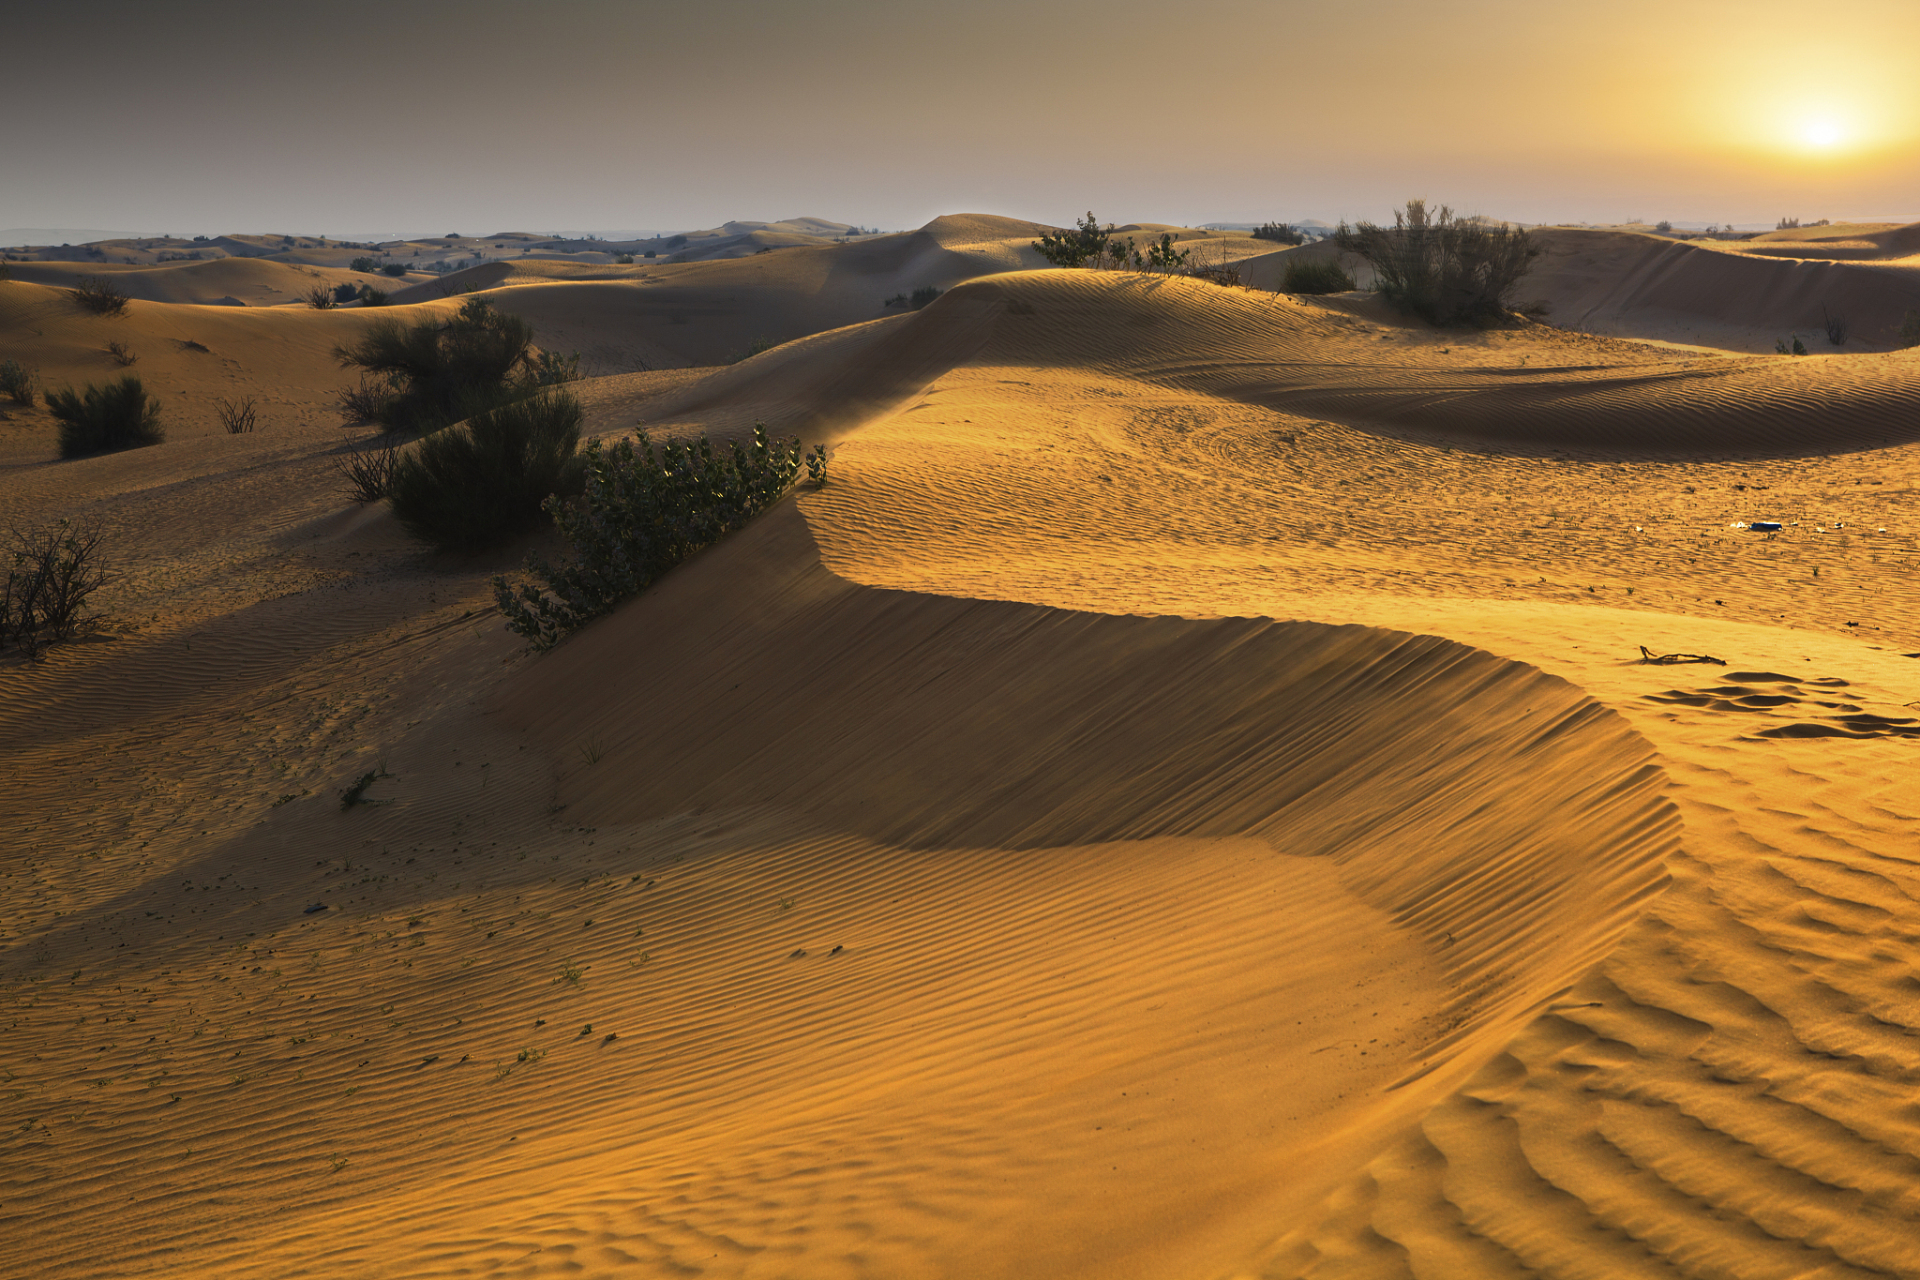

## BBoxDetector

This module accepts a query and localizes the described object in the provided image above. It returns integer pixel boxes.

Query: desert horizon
[5,2,1919,1277]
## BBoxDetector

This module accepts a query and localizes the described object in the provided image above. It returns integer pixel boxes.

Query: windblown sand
[2,220,1917,1279]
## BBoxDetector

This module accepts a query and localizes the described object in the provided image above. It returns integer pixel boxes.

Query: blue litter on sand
[1749,521,1783,532]
[303,903,328,914]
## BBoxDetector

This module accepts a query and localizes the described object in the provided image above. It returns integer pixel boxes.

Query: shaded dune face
[499,506,1679,1103]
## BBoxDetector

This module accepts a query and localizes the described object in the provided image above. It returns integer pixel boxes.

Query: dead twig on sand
[1638,645,1726,666]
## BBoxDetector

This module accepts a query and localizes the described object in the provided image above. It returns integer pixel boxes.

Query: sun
[1799,118,1846,150]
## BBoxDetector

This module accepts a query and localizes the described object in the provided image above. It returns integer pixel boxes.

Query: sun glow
[1799,118,1846,150]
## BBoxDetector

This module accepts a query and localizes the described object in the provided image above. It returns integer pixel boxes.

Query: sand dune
[3,224,1917,1279]
[3,257,419,308]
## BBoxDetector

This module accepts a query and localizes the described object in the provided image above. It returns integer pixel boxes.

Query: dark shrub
[1283,256,1356,294]
[359,285,390,307]
[68,277,129,316]
[494,424,816,650]
[1253,222,1305,245]
[332,282,360,304]
[106,340,138,366]
[380,262,407,277]
[2,517,112,660]
[46,376,165,458]
[350,256,379,273]
[1898,309,1920,349]
[333,297,537,433]
[1,360,38,405]
[386,390,584,551]
[306,284,336,310]
[1822,306,1847,346]
[336,434,399,502]
[1335,200,1541,326]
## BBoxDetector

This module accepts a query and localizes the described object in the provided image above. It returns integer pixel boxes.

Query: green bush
[494,425,823,650]
[1282,256,1356,294]
[0,359,36,406]
[68,276,129,316]
[45,375,165,457]
[333,297,560,433]
[386,390,584,551]
[1334,200,1541,326]
[1033,212,1112,268]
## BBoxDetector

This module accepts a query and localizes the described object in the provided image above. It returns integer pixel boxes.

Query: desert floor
[2,218,1918,1279]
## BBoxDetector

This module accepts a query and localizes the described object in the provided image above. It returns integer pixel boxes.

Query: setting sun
[1800,117,1847,149]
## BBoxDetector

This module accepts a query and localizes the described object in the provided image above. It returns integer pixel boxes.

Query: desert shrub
[215,395,258,434]
[380,262,407,277]
[306,284,336,310]
[1334,200,1541,327]
[333,297,539,433]
[0,360,37,405]
[332,282,360,304]
[106,340,138,367]
[1142,234,1192,274]
[337,373,399,423]
[1776,336,1809,355]
[350,256,379,273]
[1822,306,1848,346]
[68,276,129,316]
[335,434,399,502]
[1282,256,1356,294]
[1897,309,1920,349]
[1,517,112,660]
[884,287,944,311]
[495,425,821,650]
[1033,212,1112,268]
[727,337,779,364]
[386,390,584,551]
[1654,221,1673,235]
[615,254,634,264]
[359,285,390,307]
[643,250,657,259]
[1253,222,1305,245]
[45,375,165,458]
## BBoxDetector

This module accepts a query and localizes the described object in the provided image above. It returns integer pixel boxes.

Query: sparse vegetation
[1897,309,1920,349]
[380,262,407,278]
[494,424,816,650]
[45,375,165,457]
[336,435,400,502]
[386,390,585,551]
[306,285,336,310]
[358,286,390,307]
[727,337,779,364]
[883,286,945,311]
[1776,336,1809,355]
[1822,306,1848,346]
[1654,221,1673,235]
[105,340,137,367]
[214,396,258,435]
[339,765,393,809]
[332,297,571,433]
[0,360,36,406]
[68,276,129,316]
[1253,222,1306,245]
[1282,256,1356,294]
[1,517,112,661]
[350,256,380,273]
[1033,212,1113,268]
[1334,200,1542,326]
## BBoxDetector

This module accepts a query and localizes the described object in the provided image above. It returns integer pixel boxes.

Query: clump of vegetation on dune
[2,517,111,661]
[494,426,828,650]
[0,359,37,406]
[1334,199,1541,327]
[45,375,165,458]
[386,391,587,552]
[67,276,129,316]
[1282,256,1356,294]
[332,297,576,434]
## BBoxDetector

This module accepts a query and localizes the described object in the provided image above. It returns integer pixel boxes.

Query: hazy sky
[10,0,1919,238]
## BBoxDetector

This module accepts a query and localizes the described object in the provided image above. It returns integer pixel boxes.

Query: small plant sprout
[558,961,586,986]
[578,736,605,766]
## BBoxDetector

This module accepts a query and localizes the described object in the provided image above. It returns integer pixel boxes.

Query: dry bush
[332,297,548,433]
[1822,306,1848,346]
[106,340,138,367]
[68,276,130,316]
[215,396,258,434]
[0,360,36,406]
[1335,200,1540,326]
[386,390,584,550]
[1282,256,1356,294]
[306,284,337,310]
[1,517,112,660]
[337,374,398,424]
[335,435,400,502]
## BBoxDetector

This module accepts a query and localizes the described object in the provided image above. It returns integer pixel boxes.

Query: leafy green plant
[45,375,165,457]
[1142,234,1191,274]
[1282,256,1356,294]
[1033,212,1113,268]
[2,517,112,661]
[494,424,815,650]
[386,390,585,551]
[333,297,541,433]
[1334,200,1541,326]
[0,360,36,406]
[67,277,129,316]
